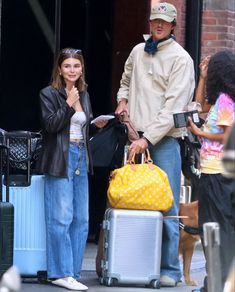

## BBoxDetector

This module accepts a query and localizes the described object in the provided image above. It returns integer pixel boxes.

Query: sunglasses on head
[74,49,82,54]
[61,48,82,55]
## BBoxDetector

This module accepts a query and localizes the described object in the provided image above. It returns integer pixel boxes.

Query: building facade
[201,0,235,56]
[152,0,235,56]
[0,0,234,130]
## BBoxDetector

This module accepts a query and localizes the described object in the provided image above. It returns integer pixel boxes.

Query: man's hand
[115,98,128,115]
[128,138,148,160]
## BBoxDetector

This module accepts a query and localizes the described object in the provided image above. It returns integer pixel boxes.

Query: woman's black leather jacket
[36,85,93,177]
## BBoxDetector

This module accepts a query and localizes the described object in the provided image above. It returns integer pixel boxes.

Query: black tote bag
[89,118,128,169]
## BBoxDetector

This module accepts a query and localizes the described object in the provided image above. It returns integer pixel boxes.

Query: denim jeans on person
[44,142,89,279]
[149,137,182,282]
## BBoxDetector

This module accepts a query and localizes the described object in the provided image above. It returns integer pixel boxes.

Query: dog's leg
[183,247,198,286]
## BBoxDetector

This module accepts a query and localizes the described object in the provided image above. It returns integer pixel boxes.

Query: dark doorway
[0,0,113,131]
[0,0,55,131]
[0,0,151,243]
[60,0,114,117]
[0,0,114,245]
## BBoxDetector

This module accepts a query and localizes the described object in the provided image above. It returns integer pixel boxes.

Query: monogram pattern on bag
[108,163,174,211]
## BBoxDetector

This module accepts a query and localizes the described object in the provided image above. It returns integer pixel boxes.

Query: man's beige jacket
[117,38,195,145]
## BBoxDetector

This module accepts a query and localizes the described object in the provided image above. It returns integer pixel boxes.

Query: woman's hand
[95,120,108,128]
[187,117,203,137]
[199,56,210,79]
[66,86,80,107]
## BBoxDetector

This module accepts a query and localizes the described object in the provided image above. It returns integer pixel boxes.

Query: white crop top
[70,111,86,140]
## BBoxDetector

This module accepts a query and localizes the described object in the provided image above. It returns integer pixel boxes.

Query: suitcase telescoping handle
[123,145,145,166]
[123,145,129,165]
[0,144,10,202]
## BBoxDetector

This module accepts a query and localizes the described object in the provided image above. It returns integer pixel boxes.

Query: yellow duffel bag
[107,150,174,212]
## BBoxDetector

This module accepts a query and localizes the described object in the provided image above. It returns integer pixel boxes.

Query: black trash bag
[89,117,128,169]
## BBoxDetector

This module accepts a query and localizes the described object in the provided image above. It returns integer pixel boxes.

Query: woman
[188,50,235,292]
[37,48,105,290]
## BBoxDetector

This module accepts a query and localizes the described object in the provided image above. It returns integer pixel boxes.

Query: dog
[179,200,201,286]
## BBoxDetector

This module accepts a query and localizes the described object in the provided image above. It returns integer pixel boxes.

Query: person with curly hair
[188,50,235,292]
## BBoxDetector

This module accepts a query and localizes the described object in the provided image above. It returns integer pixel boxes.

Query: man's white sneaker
[52,277,88,291]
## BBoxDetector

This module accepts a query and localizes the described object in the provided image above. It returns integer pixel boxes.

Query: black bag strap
[0,144,10,202]
[109,118,128,169]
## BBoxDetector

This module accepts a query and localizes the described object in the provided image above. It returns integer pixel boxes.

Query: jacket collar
[58,86,67,99]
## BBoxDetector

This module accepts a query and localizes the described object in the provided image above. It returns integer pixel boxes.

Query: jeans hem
[160,272,182,282]
[48,274,74,280]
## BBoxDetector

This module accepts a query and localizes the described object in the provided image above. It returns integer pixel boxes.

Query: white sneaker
[52,277,88,291]
[160,275,176,287]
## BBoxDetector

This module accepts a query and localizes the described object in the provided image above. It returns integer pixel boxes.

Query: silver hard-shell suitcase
[100,208,163,289]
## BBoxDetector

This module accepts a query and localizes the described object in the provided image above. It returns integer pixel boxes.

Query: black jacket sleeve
[39,86,75,133]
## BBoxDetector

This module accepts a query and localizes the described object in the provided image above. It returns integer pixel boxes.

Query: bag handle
[127,149,155,170]
[144,149,153,164]
[127,149,152,164]
[5,131,42,163]
[5,130,42,139]
[118,111,140,142]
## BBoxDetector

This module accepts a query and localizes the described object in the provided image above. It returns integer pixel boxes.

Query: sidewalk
[20,242,206,292]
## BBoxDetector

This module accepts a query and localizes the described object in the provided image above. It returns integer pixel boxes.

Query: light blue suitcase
[3,175,47,277]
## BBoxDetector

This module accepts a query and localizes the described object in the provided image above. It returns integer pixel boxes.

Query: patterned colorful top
[200,93,235,174]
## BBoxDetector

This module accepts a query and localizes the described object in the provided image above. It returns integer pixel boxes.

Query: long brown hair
[51,48,86,92]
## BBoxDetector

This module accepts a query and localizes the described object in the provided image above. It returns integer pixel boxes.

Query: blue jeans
[44,142,88,279]
[149,137,182,281]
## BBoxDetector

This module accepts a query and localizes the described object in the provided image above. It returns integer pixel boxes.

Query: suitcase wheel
[100,277,117,286]
[106,277,113,286]
[37,271,48,284]
[99,277,104,285]
[150,279,161,289]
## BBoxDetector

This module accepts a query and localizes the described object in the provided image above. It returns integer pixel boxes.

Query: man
[115,2,195,287]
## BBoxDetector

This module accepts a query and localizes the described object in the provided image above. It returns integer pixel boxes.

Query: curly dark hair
[206,50,235,104]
